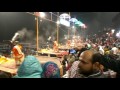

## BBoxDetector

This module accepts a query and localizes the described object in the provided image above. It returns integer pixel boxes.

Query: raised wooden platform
[38,51,68,58]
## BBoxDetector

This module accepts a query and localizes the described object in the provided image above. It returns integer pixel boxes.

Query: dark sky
[0,12,119,43]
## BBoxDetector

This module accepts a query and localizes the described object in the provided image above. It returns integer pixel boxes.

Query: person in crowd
[53,41,59,52]
[42,61,60,78]
[0,71,12,78]
[61,55,68,75]
[78,50,109,78]
[111,44,118,55]
[99,54,120,78]
[98,46,104,55]
[117,46,120,55]
[76,46,88,58]
[13,55,43,78]
[68,61,80,78]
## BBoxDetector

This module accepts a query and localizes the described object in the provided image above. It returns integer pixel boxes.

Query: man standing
[53,41,59,52]
[11,41,24,66]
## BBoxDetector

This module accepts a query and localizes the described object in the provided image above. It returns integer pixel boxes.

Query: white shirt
[99,46,104,55]
[111,47,118,55]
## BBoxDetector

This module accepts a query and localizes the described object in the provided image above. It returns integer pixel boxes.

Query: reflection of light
[116,31,120,38]
[111,29,115,33]
[116,33,119,37]
[60,13,70,27]
[106,33,108,35]
[56,21,60,24]
[39,12,45,18]
[60,13,71,19]
[60,19,70,27]
[72,26,75,28]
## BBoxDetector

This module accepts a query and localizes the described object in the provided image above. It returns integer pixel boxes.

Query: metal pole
[68,28,70,40]
[74,28,76,36]
[36,16,39,52]
[68,12,70,40]
[57,12,59,44]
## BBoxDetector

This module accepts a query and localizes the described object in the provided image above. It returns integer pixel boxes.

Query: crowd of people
[1,32,120,78]
[61,33,120,78]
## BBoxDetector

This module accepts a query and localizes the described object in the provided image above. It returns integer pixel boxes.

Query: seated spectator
[61,55,68,75]
[111,44,118,55]
[100,55,120,78]
[68,61,80,78]
[67,54,76,69]
[42,62,60,78]
[13,55,43,78]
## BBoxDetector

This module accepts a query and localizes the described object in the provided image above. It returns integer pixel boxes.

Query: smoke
[40,21,57,43]
[86,12,119,35]
[15,21,67,47]
[96,12,119,26]
[16,28,35,43]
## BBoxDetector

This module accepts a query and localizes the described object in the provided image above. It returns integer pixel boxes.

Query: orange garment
[53,41,58,52]
[67,40,71,46]
[12,45,24,61]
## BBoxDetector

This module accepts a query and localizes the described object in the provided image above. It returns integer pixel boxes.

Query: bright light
[59,13,70,27]
[56,21,60,24]
[106,33,108,35]
[39,12,45,18]
[116,33,119,37]
[116,31,120,38]
[72,26,75,28]
[40,19,42,22]
[111,29,115,33]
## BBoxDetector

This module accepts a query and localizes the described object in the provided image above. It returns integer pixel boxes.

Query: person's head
[77,47,88,58]
[113,44,116,47]
[118,46,120,50]
[0,71,12,78]
[42,62,60,78]
[77,46,82,50]
[63,55,68,60]
[13,41,19,46]
[85,44,91,50]
[79,50,104,76]
[14,55,43,78]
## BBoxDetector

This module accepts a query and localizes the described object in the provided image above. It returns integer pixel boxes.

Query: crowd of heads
[1,32,120,78]
[61,32,120,78]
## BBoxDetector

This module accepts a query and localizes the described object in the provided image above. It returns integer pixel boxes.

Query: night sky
[0,12,119,44]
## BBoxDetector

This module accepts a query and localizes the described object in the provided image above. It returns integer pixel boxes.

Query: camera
[69,49,76,54]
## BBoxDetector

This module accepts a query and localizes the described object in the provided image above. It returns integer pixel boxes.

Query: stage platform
[0,56,17,75]
[38,49,68,58]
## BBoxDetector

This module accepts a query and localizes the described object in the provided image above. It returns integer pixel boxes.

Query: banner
[59,13,71,27]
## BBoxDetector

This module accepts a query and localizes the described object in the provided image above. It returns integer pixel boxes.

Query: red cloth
[12,45,23,60]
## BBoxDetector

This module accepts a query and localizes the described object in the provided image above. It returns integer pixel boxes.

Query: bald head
[79,50,103,76]
[80,49,104,65]
[80,50,94,62]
